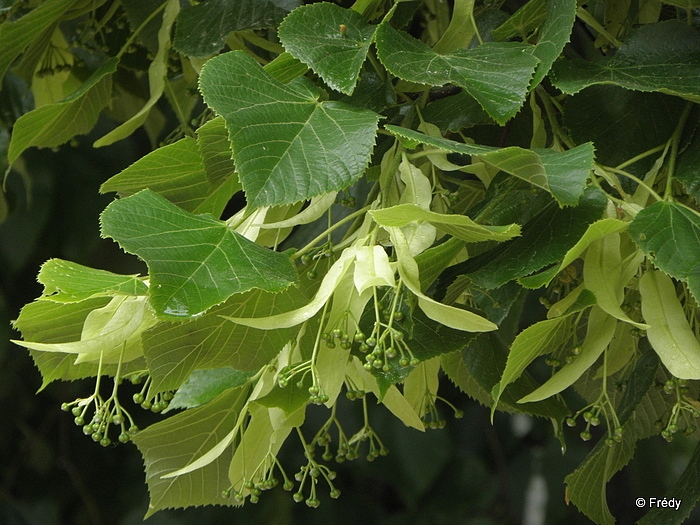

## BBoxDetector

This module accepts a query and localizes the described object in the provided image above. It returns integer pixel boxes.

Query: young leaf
[375,23,539,124]
[278,3,377,95]
[639,270,700,379]
[518,307,616,403]
[199,51,380,207]
[629,201,700,301]
[37,258,148,302]
[371,204,521,242]
[173,0,299,57]
[8,58,118,164]
[100,189,298,320]
[551,20,700,103]
[94,0,180,147]
[132,386,250,516]
[492,0,546,42]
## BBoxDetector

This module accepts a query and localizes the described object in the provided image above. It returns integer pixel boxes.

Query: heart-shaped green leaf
[199,51,380,207]
[100,189,298,319]
[375,23,539,124]
[278,2,377,95]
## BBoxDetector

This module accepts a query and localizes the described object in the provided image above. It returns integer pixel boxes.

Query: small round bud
[579,431,592,441]
[283,480,294,491]
[566,417,577,427]
[293,492,304,503]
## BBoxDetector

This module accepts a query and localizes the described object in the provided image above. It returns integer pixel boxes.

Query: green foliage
[3,0,700,522]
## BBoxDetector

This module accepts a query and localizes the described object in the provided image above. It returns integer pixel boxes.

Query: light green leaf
[523,218,629,289]
[639,270,700,379]
[551,20,700,103]
[629,201,700,301]
[371,204,521,243]
[385,126,594,206]
[167,368,256,411]
[8,57,117,164]
[278,3,377,95]
[432,0,476,54]
[0,0,77,82]
[94,0,179,147]
[100,189,298,320]
[403,357,440,418]
[199,51,380,207]
[381,385,425,431]
[12,297,124,387]
[353,245,395,294]
[132,386,249,516]
[492,314,573,409]
[583,233,649,329]
[530,0,577,87]
[173,0,299,57]
[518,307,616,402]
[12,295,157,365]
[222,245,356,329]
[37,258,148,302]
[257,192,337,230]
[389,226,497,332]
[547,285,597,318]
[143,288,304,392]
[375,23,539,124]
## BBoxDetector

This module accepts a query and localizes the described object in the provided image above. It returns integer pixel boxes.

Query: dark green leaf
[422,92,493,133]
[142,288,305,392]
[565,425,637,525]
[676,132,700,202]
[551,21,700,103]
[167,368,256,410]
[530,0,577,87]
[638,439,700,525]
[564,87,687,180]
[375,23,539,124]
[385,126,594,206]
[199,51,380,207]
[173,0,299,57]
[278,3,377,95]
[460,187,607,289]
[100,189,299,320]
[629,201,700,300]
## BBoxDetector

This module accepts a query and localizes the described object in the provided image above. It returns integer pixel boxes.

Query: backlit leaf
[199,51,380,207]
[167,368,256,410]
[132,386,249,516]
[100,189,298,320]
[8,58,117,164]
